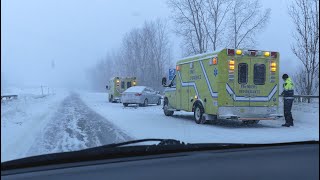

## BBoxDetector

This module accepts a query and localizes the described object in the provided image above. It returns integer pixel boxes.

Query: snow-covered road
[1,91,131,162]
[79,92,319,144]
[27,93,131,157]
[2,90,319,162]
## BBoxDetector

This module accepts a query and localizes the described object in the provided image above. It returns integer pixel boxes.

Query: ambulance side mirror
[162,77,167,86]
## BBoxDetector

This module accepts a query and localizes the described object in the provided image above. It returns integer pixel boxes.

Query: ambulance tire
[157,98,161,105]
[163,99,174,116]
[242,120,260,125]
[109,95,113,103]
[194,104,205,124]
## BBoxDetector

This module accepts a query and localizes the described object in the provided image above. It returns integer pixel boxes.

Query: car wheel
[242,120,260,125]
[163,100,174,116]
[157,98,161,105]
[143,99,148,107]
[123,103,128,107]
[194,104,205,124]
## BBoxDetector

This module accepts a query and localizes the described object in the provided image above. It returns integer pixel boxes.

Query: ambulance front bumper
[218,106,283,120]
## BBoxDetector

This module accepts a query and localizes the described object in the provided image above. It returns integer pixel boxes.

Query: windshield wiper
[87,138,186,149]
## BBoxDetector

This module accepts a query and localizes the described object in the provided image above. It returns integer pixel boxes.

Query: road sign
[169,69,176,80]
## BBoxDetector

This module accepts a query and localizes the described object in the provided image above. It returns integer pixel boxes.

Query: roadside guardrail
[1,95,18,101]
[279,95,319,103]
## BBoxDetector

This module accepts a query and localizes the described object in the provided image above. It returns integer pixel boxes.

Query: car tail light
[135,93,142,96]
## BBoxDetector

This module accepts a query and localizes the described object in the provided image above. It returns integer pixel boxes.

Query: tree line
[86,19,173,91]
[87,0,319,98]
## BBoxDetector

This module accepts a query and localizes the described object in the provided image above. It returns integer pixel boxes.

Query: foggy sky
[1,0,300,89]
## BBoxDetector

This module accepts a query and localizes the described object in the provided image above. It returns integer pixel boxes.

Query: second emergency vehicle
[107,77,137,102]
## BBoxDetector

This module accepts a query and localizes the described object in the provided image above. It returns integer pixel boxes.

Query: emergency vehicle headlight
[264,51,270,57]
[229,60,235,65]
[271,62,276,67]
[271,67,276,72]
[236,49,242,55]
[229,65,235,70]
[176,65,181,71]
[133,81,136,85]
[194,95,198,99]
[116,80,120,83]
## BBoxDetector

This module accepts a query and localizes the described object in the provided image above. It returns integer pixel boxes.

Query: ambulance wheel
[242,120,260,125]
[163,100,174,116]
[194,104,205,124]
[109,95,113,103]
[123,103,128,107]
[157,98,161,105]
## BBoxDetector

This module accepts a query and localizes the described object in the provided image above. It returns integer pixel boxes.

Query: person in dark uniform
[280,74,294,127]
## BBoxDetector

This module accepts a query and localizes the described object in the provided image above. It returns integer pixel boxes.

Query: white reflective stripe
[199,61,218,98]
[177,71,199,97]
[268,85,278,100]
[164,88,176,92]
[178,55,216,65]
[226,84,278,102]
[284,97,294,99]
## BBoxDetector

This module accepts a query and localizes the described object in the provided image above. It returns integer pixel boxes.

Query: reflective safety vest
[283,77,294,98]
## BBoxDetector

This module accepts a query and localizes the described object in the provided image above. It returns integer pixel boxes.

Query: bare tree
[227,0,271,49]
[289,0,319,101]
[87,19,172,91]
[168,0,209,55]
[205,0,232,50]
[118,19,173,90]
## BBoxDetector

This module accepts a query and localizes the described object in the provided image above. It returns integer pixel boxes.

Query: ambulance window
[254,64,266,85]
[127,82,132,88]
[121,81,125,89]
[171,75,176,87]
[238,63,248,84]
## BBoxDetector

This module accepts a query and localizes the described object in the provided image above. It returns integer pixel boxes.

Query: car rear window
[238,63,248,84]
[254,64,266,85]
[124,86,146,93]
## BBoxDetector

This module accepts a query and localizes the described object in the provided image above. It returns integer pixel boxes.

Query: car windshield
[1,0,319,163]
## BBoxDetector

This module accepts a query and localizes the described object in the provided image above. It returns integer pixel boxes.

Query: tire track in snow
[27,92,131,156]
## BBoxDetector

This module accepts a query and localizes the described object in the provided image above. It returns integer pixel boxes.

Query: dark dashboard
[2,143,319,180]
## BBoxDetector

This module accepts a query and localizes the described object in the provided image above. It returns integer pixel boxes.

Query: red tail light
[227,49,235,56]
[135,93,142,96]
[271,52,277,58]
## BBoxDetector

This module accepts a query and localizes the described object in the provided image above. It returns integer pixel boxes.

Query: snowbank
[1,88,69,162]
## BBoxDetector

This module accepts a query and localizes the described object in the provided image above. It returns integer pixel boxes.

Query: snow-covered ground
[1,89,319,162]
[79,92,319,144]
[1,88,69,162]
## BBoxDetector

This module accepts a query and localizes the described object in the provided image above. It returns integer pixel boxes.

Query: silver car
[121,86,162,107]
